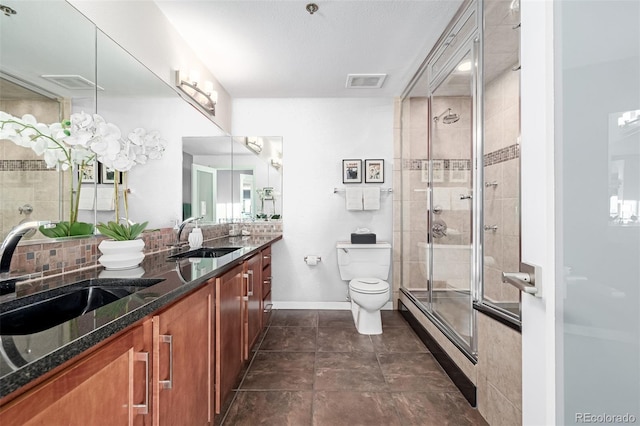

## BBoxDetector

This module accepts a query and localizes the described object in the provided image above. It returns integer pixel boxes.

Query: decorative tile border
[483,144,520,167]
[0,159,51,171]
[403,159,472,171]
[402,144,520,171]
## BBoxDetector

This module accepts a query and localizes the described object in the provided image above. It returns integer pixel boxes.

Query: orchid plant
[0,111,166,238]
[96,127,166,240]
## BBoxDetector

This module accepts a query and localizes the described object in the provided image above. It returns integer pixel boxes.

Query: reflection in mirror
[0,0,97,240]
[609,109,640,226]
[182,136,283,223]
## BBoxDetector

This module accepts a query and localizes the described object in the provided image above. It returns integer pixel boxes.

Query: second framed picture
[99,163,123,184]
[342,159,362,183]
[364,159,384,183]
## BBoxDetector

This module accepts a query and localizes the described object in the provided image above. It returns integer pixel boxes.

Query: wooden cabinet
[153,283,213,426]
[244,252,263,359]
[215,263,244,413]
[0,323,152,426]
[0,284,214,426]
[262,246,273,326]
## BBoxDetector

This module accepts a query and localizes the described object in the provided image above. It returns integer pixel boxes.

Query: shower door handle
[502,262,542,297]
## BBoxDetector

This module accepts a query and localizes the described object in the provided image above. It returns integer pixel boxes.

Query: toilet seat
[349,278,389,294]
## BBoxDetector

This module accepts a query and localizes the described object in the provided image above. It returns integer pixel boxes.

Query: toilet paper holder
[304,256,322,265]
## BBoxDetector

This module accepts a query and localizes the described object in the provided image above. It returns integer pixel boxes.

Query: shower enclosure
[398,0,522,359]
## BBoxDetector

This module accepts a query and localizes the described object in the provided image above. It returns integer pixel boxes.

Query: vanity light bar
[175,70,217,116]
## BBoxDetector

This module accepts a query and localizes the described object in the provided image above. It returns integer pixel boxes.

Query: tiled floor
[217,309,488,425]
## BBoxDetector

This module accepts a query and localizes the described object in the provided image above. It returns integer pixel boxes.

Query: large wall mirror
[183,136,283,223]
[0,0,228,241]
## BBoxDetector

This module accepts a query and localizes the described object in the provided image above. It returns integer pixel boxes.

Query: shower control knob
[459,194,472,200]
[431,219,447,238]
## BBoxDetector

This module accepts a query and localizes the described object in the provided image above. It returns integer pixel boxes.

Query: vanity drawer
[262,268,272,299]
[262,246,271,269]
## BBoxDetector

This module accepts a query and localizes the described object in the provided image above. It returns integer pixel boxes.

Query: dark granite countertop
[0,234,282,400]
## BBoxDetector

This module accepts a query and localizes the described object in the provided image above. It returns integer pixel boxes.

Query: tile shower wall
[479,67,522,424]
[397,97,430,294]
[483,67,521,304]
[0,99,68,241]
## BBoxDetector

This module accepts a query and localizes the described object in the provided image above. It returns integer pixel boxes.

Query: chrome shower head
[434,108,460,124]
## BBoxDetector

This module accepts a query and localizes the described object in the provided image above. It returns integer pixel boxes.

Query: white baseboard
[271,301,394,310]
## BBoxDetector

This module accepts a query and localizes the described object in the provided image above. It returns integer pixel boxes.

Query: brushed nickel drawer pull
[133,351,149,415]
[159,335,173,389]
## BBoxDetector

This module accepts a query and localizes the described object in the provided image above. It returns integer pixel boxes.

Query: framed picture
[342,159,362,183]
[364,159,384,183]
[99,163,122,184]
[78,162,97,183]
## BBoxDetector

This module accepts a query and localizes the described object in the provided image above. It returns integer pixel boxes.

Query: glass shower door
[429,47,475,348]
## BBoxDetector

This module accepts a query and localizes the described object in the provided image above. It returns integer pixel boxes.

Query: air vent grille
[345,74,387,89]
[41,74,104,90]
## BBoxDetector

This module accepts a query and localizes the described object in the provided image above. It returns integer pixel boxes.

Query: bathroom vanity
[0,234,281,425]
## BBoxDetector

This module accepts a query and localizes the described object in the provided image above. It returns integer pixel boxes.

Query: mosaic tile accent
[483,144,520,167]
[403,159,472,171]
[0,159,52,171]
[402,144,519,172]
[8,222,283,279]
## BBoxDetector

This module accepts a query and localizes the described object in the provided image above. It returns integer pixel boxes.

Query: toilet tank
[336,242,391,280]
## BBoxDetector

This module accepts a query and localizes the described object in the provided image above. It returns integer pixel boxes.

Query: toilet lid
[349,278,389,294]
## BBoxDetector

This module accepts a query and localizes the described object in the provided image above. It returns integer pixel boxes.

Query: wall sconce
[270,158,282,169]
[245,137,263,154]
[175,70,218,116]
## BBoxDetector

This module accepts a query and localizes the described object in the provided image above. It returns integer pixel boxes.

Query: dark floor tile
[371,327,429,353]
[241,352,315,390]
[260,326,317,351]
[313,391,401,426]
[392,392,488,426]
[378,352,458,392]
[270,309,317,327]
[221,391,313,426]
[381,310,410,327]
[317,310,354,327]
[315,352,387,391]
[317,327,374,352]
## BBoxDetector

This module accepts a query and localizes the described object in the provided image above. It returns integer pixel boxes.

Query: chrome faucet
[0,221,54,276]
[174,216,203,247]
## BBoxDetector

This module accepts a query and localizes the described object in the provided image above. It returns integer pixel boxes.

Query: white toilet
[336,242,391,335]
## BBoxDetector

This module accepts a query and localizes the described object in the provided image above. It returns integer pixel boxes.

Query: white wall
[233,98,394,307]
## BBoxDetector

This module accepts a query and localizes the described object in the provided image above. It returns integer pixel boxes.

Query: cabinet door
[153,284,213,426]
[215,263,244,413]
[244,252,262,359]
[0,325,151,426]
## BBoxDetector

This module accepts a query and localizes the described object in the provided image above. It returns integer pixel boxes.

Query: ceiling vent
[41,74,104,91]
[345,74,387,89]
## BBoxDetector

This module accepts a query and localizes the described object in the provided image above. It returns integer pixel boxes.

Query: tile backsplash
[9,221,283,278]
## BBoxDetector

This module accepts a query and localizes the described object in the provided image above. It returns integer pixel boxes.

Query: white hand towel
[77,188,95,210]
[345,187,363,211]
[96,187,115,211]
[363,187,381,210]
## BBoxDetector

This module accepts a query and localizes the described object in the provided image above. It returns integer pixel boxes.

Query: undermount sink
[0,278,163,335]
[167,247,241,260]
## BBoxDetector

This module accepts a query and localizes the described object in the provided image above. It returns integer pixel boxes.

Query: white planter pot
[98,239,145,270]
